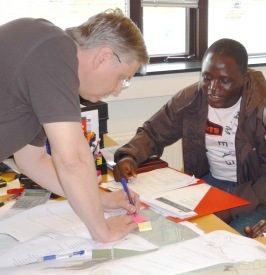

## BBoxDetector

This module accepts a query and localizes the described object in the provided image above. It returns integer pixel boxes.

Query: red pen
[7,193,22,201]
[7,187,25,194]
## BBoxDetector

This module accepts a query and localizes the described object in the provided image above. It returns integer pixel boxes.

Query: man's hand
[105,215,138,242]
[113,156,138,182]
[244,220,266,238]
[99,189,140,243]
[101,189,141,214]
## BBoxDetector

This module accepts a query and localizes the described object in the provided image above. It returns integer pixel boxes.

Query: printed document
[0,200,158,268]
[87,230,266,275]
[142,183,210,219]
[0,233,157,268]
[101,167,198,198]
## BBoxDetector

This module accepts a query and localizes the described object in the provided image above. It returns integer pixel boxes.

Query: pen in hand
[121,178,135,207]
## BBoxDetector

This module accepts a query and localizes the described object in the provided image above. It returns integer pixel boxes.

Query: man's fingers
[104,215,138,242]
[244,226,252,236]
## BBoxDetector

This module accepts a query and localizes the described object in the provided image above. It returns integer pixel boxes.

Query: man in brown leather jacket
[113,38,266,236]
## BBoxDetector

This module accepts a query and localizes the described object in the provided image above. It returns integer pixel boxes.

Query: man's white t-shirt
[205,98,241,182]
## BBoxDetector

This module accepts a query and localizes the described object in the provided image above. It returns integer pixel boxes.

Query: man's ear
[242,71,249,84]
[263,105,266,129]
[93,47,113,69]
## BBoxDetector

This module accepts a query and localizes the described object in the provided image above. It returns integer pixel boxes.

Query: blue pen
[39,250,86,263]
[121,178,135,206]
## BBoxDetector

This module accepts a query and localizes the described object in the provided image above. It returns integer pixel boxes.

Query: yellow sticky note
[138,221,152,232]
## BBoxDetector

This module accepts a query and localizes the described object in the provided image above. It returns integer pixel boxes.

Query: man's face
[78,48,141,103]
[200,52,246,108]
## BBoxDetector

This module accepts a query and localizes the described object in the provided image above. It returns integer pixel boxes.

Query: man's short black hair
[203,38,248,74]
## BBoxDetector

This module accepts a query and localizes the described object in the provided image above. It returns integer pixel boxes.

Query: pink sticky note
[130,213,149,224]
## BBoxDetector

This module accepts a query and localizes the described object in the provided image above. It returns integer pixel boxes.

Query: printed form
[101,167,199,198]
[90,230,266,275]
[0,200,157,268]
[142,183,211,219]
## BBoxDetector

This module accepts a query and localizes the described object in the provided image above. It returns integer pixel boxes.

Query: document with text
[88,230,266,275]
[100,167,199,198]
[142,183,211,219]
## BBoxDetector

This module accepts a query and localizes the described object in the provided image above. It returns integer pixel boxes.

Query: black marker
[0,180,7,188]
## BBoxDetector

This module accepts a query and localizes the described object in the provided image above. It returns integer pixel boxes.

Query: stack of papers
[99,145,121,170]
[101,168,250,220]
[0,200,158,268]
[141,184,210,219]
[87,230,266,275]
[101,167,200,219]
[101,167,198,198]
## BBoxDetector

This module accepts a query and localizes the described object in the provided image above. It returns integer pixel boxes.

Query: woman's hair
[203,38,248,74]
[65,8,149,66]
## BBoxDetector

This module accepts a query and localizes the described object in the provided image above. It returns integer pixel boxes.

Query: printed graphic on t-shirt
[224,111,239,136]
[206,119,223,136]
[205,100,241,182]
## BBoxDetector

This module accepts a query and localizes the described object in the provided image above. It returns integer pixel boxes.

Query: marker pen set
[81,116,100,151]
[81,116,104,175]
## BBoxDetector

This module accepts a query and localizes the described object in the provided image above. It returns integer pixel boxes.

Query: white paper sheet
[0,201,141,242]
[2,159,21,174]
[141,183,210,218]
[0,200,89,242]
[2,230,266,275]
[101,167,198,198]
[0,200,158,269]
[99,145,121,170]
[88,230,266,275]
[0,232,157,268]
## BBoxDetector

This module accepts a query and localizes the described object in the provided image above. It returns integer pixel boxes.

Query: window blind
[141,0,199,8]
[0,0,128,28]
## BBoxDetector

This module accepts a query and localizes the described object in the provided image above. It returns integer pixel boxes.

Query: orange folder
[167,184,250,223]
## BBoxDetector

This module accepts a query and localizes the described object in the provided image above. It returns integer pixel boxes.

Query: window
[133,0,266,64]
[131,0,207,63]
[208,0,266,57]
[0,0,202,64]
[143,6,187,57]
[0,0,128,29]
[0,0,265,68]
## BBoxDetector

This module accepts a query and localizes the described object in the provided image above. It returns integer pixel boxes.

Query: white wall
[105,66,266,143]
[105,71,201,141]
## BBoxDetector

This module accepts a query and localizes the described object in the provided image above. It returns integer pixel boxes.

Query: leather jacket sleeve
[231,71,266,217]
[114,84,200,165]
